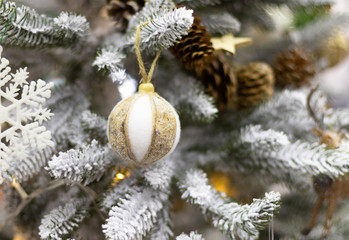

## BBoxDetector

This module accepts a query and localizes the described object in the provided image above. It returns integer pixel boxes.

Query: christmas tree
[1,0,349,239]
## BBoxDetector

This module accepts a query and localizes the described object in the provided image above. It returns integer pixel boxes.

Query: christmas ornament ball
[317,30,349,67]
[108,83,181,165]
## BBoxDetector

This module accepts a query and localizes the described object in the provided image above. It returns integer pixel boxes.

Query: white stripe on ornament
[127,94,153,162]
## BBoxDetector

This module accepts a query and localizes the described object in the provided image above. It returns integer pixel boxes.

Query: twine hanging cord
[135,23,162,84]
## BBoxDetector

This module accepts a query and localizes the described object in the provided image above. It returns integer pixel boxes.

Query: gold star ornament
[211,33,253,55]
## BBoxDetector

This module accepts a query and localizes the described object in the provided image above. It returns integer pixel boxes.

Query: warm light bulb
[13,233,26,240]
[110,167,131,187]
[116,173,125,180]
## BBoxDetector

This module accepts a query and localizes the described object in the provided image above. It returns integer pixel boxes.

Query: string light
[208,171,237,198]
[111,167,131,187]
[115,173,125,180]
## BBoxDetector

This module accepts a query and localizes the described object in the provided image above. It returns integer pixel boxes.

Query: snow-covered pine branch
[103,184,170,240]
[92,46,127,84]
[246,88,349,141]
[44,83,88,110]
[39,198,89,240]
[44,83,90,144]
[100,176,141,212]
[47,140,114,185]
[142,157,176,190]
[227,125,349,186]
[127,1,194,51]
[279,142,349,178]
[160,74,218,123]
[241,0,335,6]
[323,105,349,131]
[176,232,205,240]
[0,0,89,47]
[291,0,337,6]
[127,0,175,33]
[173,0,221,8]
[148,202,174,240]
[140,7,194,50]
[5,145,54,182]
[291,14,349,52]
[244,89,315,140]
[79,110,108,145]
[53,12,89,42]
[196,10,241,35]
[178,168,281,240]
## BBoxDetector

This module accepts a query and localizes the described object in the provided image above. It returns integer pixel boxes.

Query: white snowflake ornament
[0,46,54,183]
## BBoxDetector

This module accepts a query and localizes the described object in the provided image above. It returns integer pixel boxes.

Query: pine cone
[198,51,237,109]
[274,47,316,88]
[236,62,274,109]
[106,0,145,31]
[170,13,214,73]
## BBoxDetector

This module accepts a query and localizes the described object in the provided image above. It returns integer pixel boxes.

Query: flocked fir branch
[294,0,337,5]
[79,110,109,145]
[127,0,176,34]
[43,83,89,113]
[139,7,194,50]
[325,107,349,130]
[176,231,205,240]
[47,140,115,185]
[178,168,281,239]
[99,176,140,213]
[173,0,221,8]
[142,157,176,190]
[0,0,89,47]
[291,13,349,51]
[196,9,241,35]
[5,145,55,182]
[248,0,336,5]
[92,46,127,84]
[244,89,315,141]
[226,125,349,185]
[126,0,194,51]
[38,197,89,240]
[148,202,174,240]
[46,89,90,146]
[53,12,89,42]
[102,183,170,240]
[160,73,218,123]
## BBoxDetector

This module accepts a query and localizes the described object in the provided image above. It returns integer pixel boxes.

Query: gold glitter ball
[317,30,349,67]
[108,83,181,165]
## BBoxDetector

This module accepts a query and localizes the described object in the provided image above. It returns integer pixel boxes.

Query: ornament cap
[138,83,154,93]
